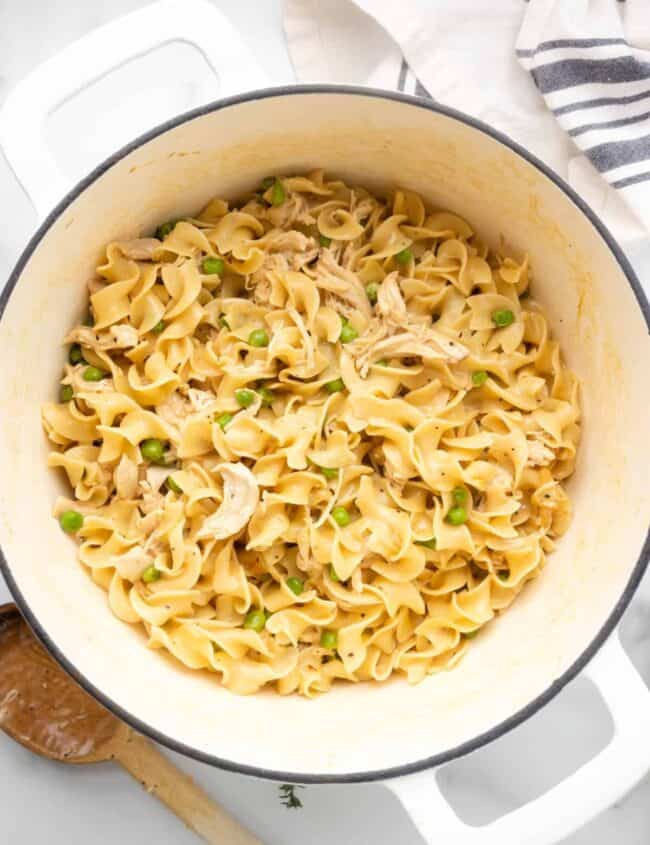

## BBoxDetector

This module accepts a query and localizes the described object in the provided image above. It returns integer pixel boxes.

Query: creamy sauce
[0,612,117,760]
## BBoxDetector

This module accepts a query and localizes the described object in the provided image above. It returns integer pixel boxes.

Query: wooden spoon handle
[114,731,262,845]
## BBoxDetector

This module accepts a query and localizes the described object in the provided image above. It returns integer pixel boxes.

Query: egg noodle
[42,171,580,696]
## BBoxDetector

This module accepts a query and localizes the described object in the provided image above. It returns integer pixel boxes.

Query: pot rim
[1,84,649,784]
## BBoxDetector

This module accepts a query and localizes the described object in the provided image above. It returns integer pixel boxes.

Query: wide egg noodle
[43,170,580,696]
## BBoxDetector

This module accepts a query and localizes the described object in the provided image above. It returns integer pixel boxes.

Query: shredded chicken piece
[110,324,139,348]
[249,254,288,305]
[381,449,415,483]
[348,272,468,376]
[250,236,318,297]
[196,463,259,540]
[315,250,372,320]
[155,391,193,433]
[64,326,96,347]
[65,323,139,351]
[357,331,467,376]
[264,230,312,254]
[376,273,408,327]
[65,364,114,394]
[266,194,313,228]
[352,196,376,221]
[138,480,166,515]
[527,439,555,467]
[296,550,321,579]
[114,454,139,499]
[288,306,315,371]
[111,545,154,581]
[139,511,162,538]
[116,238,162,261]
[292,247,319,269]
[145,465,171,493]
[187,388,219,415]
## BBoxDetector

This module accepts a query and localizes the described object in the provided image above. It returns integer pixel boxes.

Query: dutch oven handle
[0,0,268,220]
[386,630,650,844]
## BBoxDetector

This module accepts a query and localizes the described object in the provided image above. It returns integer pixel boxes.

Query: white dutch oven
[1,2,649,843]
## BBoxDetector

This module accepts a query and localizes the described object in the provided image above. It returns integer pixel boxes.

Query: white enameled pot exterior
[0,3,649,844]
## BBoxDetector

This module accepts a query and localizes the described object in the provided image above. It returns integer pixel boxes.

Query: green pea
[140,438,166,463]
[319,234,332,247]
[248,328,269,348]
[331,506,351,527]
[365,282,379,304]
[464,629,479,639]
[472,370,488,387]
[82,366,106,382]
[446,505,468,526]
[60,384,74,403]
[219,315,230,330]
[216,413,233,431]
[244,609,266,631]
[320,466,338,480]
[452,486,468,505]
[155,220,177,240]
[257,386,274,407]
[142,565,161,584]
[286,577,304,596]
[324,377,345,394]
[415,537,437,550]
[339,320,358,344]
[328,564,340,581]
[260,176,275,190]
[202,256,225,275]
[69,343,85,365]
[59,509,83,533]
[166,476,183,494]
[235,388,256,408]
[271,179,286,206]
[497,570,510,581]
[395,247,413,266]
[492,309,515,328]
[320,629,338,649]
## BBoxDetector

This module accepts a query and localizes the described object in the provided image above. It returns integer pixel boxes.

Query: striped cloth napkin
[284,0,650,241]
[518,0,650,233]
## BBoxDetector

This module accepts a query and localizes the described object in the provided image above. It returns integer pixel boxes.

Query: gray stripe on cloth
[517,39,627,59]
[612,171,650,189]
[397,59,408,92]
[415,78,432,99]
[535,37,626,53]
[587,133,650,172]
[569,109,650,137]
[554,87,650,116]
[533,56,650,95]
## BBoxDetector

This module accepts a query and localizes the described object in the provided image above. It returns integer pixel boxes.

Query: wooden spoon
[0,602,261,845]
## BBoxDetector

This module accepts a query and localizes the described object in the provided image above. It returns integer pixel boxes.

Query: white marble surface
[1,1,650,842]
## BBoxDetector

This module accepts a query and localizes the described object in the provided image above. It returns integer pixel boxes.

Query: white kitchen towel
[517,0,650,233]
[283,0,650,242]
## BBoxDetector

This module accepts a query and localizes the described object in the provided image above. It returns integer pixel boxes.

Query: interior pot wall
[0,92,648,778]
